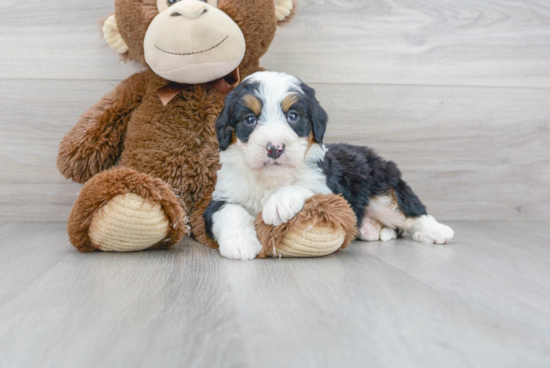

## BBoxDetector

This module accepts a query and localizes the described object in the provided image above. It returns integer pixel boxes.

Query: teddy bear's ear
[275,0,297,25]
[102,15,129,55]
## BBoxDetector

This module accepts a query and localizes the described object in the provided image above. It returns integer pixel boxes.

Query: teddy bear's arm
[57,72,148,183]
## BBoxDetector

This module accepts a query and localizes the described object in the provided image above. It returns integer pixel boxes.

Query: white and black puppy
[205,72,454,260]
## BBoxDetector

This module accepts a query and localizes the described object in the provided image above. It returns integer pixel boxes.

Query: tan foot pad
[267,224,346,258]
[255,194,358,259]
[89,193,170,252]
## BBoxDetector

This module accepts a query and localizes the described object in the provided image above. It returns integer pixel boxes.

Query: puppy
[205,72,454,260]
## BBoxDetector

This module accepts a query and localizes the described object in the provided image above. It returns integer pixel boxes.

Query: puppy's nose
[171,1,208,19]
[266,142,286,160]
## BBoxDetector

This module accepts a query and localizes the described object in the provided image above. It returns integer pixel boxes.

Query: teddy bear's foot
[267,223,346,257]
[88,193,172,252]
[68,167,187,252]
[255,194,358,258]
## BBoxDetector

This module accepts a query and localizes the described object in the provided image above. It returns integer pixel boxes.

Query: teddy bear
[57,0,357,257]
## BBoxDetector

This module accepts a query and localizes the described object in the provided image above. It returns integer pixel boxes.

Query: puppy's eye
[287,111,299,123]
[245,115,257,126]
[167,0,181,5]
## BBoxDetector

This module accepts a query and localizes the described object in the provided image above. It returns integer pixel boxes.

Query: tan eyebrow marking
[282,93,299,113]
[243,94,262,116]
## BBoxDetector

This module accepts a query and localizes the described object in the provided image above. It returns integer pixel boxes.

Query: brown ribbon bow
[157,68,241,106]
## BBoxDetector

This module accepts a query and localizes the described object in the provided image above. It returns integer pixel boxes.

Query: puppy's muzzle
[266,142,286,160]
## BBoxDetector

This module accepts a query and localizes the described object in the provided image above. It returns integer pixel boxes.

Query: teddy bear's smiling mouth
[155,35,229,56]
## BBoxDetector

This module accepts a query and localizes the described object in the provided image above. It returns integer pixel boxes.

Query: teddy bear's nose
[170,2,208,19]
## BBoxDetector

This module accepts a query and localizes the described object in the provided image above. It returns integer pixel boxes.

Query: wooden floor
[1,221,549,368]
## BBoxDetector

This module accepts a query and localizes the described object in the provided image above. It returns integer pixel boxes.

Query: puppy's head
[216,72,328,171]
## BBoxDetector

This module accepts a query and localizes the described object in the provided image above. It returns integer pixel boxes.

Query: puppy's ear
[216,104,233,151]
[302,84,328,144]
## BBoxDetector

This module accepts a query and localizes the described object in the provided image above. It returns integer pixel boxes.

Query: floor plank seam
[1,77,550,91]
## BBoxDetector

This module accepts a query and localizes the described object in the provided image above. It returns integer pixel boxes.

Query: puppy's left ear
[302,84,328,144]
[216,105,233,151]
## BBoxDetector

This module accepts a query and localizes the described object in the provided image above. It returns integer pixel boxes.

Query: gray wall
[1,0,549,221]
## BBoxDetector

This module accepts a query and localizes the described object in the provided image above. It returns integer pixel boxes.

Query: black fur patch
[300,83,328,143]
[204,200,227,240]
[317,143,427,225]
[284,99,312,138]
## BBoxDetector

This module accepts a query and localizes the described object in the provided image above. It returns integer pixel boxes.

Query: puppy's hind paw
[379,227,398,242]
[413,223,454,245]
[358,217,381,241]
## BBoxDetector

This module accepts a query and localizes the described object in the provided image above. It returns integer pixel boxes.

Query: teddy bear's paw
[256,194,358,259]
[270,223,346,258]
[89,193,171,252]
[66,152,185,253]
[262,191,305,226]
[218,227,262,260]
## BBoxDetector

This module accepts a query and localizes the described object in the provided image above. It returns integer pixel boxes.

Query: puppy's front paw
[413,223,454,245]
[218,228,262,260]
[262,191,305,226]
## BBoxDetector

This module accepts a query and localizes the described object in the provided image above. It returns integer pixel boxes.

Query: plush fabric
[103,15,129,54]
[67,167,186,252]
[254,194,358,259]
[275,0,296,22]
[143,3,247,83]
[111,0,282,71]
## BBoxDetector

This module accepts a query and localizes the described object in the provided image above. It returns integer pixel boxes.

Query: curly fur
[57,72,147,183]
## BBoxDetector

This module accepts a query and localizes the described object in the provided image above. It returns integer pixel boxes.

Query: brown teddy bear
[57,0,357,257]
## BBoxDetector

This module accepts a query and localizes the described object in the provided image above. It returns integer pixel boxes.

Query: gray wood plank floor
[1,221,549,368]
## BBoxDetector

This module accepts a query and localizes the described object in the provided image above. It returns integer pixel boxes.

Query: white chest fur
[213,143,331,216]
